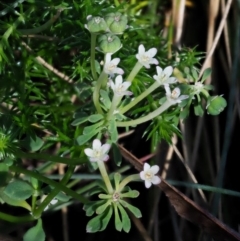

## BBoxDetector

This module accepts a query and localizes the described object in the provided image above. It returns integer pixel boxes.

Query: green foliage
[23,219,45,241]
[3,179,34,200]
[0,0,228,238]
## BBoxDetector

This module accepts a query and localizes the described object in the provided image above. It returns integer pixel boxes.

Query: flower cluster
[79,11,227,233]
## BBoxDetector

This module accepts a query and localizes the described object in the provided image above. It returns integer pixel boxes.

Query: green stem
[93,71,108,114]
[119,81,160,114]
[126,61,143,82]
[91,33,98,81]
[13,150,86,165]
[118,174,140,192]
[97,161,114,194]
[32,165,75,218]
[31,194,37,211]
[106,94,120,120]
[18,8,63,35]
[0,212,34,223]
[9,165,87,203]
[116,100,172,127]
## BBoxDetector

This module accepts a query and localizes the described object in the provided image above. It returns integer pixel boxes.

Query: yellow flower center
[145,171,153,180]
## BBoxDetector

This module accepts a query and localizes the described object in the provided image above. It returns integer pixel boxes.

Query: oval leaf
[22,135,44,152]
[23,219,45,241]
[88,114,104,123]
[3,179,34,200]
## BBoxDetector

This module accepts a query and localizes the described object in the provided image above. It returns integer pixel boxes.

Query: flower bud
[85,15,108,33]
[104,12,128,34]
[206,96,227,115]
[98,33,122,54]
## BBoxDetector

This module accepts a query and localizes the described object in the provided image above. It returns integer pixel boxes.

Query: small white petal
[168,77,177,84]
[110,80,115,90]
[111,58,120,65]
[140,171,145,180]
[143,163,150,171]
[156,66,163,76]
[151,176,161,185]
[102,154,109,162]
[145,180,152,188]
[138,44,145,54]
[122,81,131,90]
[147,48,157,57]
[115,67,124,75]
[101,143,111,154]
[150,165,160,174]
[163,66,173,76]
[115,75,123,86]
[84,148,94,157]
[92,139,101,149]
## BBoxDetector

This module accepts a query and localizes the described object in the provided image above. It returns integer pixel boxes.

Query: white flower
[165,86,189,105]
[136,44,158,68]
[84,139,111,162]
[110,75,132,96]
[104,53,124,76]
[140,163,161,188]
[153,66,177,86]
[191,82,204,95]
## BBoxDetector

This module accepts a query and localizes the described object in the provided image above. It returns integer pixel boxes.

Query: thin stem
[13,150,86,165]
[106,94,120,120]
[118,174,140,192]
[91,33,98,81]
[119,81,160,114]
[33,165,75,218]
[0,212,34,223]
[9,165,87,203]
[116,101,172,127]
[126,61,143,82]
[97,161,114,194]
[93,71,108,114]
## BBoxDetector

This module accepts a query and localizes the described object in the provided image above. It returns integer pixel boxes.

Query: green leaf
[119,200,142,218]
[21,135,44,152]
[0,190,31,210]
[96,200,111,214]
[55,192,71,202]
[100,90,111,109]
[118,204,131,233]
[3,179,34,200]
[86,206,113,233]
[112,143,122,166]
[194,104,204,116]
[120,190,139,198]
[201,68,212,82]
[76,131,98,145]
[83,121,104,135]
[88,114,104,123]
[179,108,189,119]
[83,200,106,217]
[0,163,9,187]
[108,120,118,143]
[71,116,89,126]
[191,68,199,81]
[23,219,45,241]
[114,172,122,190]
[114,204,122,231]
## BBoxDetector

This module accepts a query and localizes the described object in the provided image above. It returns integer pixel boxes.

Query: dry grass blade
[118,145,240,241]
